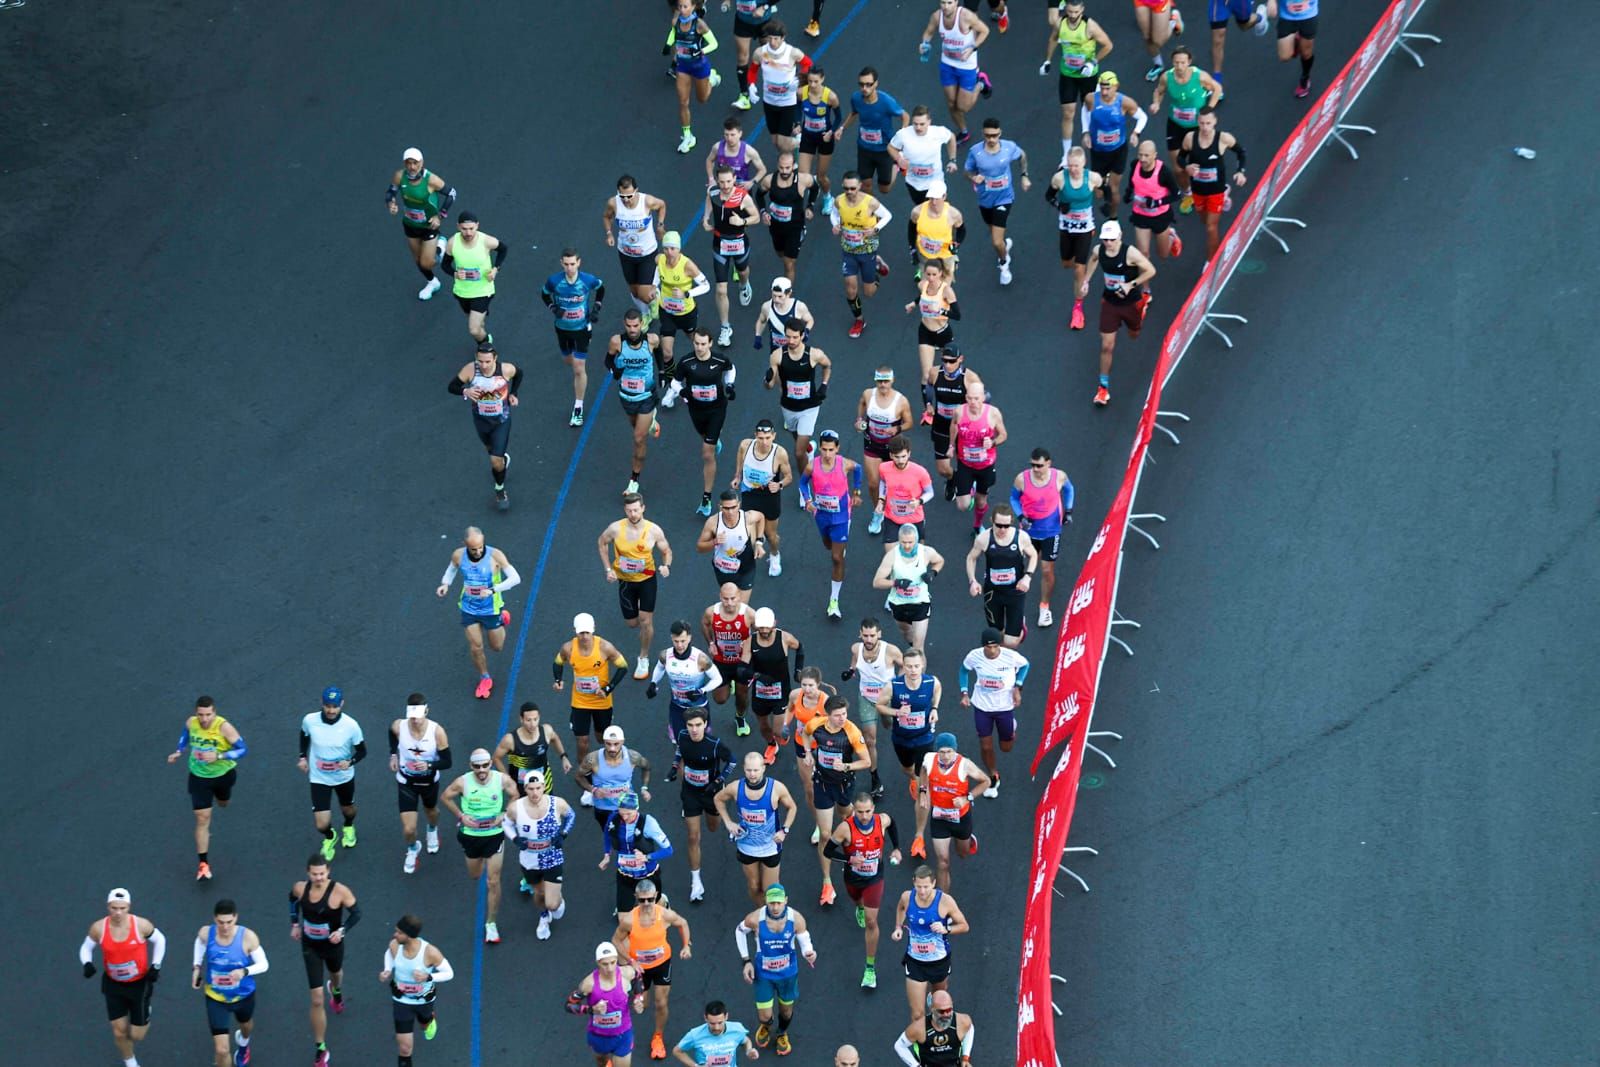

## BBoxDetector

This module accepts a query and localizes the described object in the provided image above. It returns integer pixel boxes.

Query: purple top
[715,141,754,182]
[587,967,632,1036]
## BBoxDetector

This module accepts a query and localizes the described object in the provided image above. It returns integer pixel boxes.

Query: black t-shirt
[675,354,734,407]
[675,731,733,792]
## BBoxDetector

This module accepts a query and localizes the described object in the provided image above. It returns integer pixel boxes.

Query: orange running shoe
[1093,385,1111,407]
[776,1034,793,1057]
[997,9,1009,31]
[1070,301,1085,330]
[196,861,213,881]
[1169,232,1183,257]
[650,1032,668,1060]
[911,835,926,859]
[763,742,779,765]
[820,882,836,906]
[474,676,494,699]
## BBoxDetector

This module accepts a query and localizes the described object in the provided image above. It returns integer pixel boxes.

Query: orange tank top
[926,755,971,821]
[787,689,827,734]
[101,915,150,983]
[845,815,886,882]
[627,906,672,968]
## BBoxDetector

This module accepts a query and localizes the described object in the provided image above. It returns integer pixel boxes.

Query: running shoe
[1169,5,1184,34]
[826,597,841,619]
[690,880,706,903]
[233,1035,250,1066]
[661,380,678,408]
[944,478,957,501]
[581,790,595,807]
[717,322,734,347]
[755,1021,773,1048]
[1093,385,1110,407]
[956,128,972,146]
[805,18,821,36]
[426,826,440,853]
[1169,232,1183,257]
[650,413,661,438]
[423,1017,438,1041]
[666,763,680,783]
[767,554,782,577]
[1146,58,1164,81]
[855,904,867,929]
[320,835,337,861]
[1138,290,1153,315]
[1178,192,1194,214]
[1294,79,1311,99]
[537,912,553,940]
[997,9,1009,32]
[967,833,979,856]
[909,777,920,801]
[634,655,651,680]
[911,834,927,859]
[1252,4,1269,35]
[818,192,834,215]
[739,278,754,306]
[342,824,357,848]
[475,675,494,700]
[1038,604,1055,628]
[570,405,585,427]
[626,478,640,495]
[920,408,934,426]
[733,92,752,110]
[716,437,724,456]
[495,488,509,511]
[735,716,752,737]
[711,69,723,87]
[983,774,1000,798]
[484,922,500,944]
[404,843,420,874]
[977,71,992,98]
[500,607,512,627]
[763,742,779,765]
[520,876,533,895]
[418,277,441,301]
[696,497,714,518]
[651,1032,668,1060]
[196,861,213,881]
[327,981,344,1013]
[870,776,886,801]
[314,1045,331,1066]
[860,962,877,988]
[867,511,884,535]
[776,1034,793,1056]
[820,881,836,906]
[677,129,697,154]
[848,318,866,338]
[876,257,891,278]
[811,826,822,845]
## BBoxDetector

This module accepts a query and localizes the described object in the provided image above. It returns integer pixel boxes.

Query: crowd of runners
[81,0,1323,1064]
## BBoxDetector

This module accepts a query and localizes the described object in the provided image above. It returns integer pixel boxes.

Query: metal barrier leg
[1107,611,1140,656]
[1053,846,1099,896]
[1154,409,1190,445]
[1331,123,1376,160]
[1201,311,1247,348]
[1127,514,1165,551]
[1259,216,1307,253]
[1395,31,1441,68]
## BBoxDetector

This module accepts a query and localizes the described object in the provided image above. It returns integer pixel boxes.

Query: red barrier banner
[1161,263,1214,388]
[1206,154,1281,303]
[1015,732,1087,1067]
[1340,0,1408,111]
[1269,70,1347,197]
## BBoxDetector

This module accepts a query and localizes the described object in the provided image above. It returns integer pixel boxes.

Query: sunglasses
[859,80,875,87]
[993,522,1013,529]
[636,895,658,903]
[1030,461,1048,468]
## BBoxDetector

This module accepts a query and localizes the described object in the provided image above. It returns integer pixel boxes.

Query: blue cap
[935,732,958,751]
[321,686,344,707]
[618,791,641,810]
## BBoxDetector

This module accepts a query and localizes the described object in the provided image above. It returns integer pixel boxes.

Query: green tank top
[461,774,506,836]
[399,168,441,228]
[1164,70,1209,128]
[449,234,495,298]
[187,715,236,778]
[1057,16,1097,76]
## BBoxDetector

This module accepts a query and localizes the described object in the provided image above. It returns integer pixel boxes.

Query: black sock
[632,470,642,481]
[198,851,208,863]
[848,296,862,318]
[739,64,749,92]
[322,827,335,840]
[345,813,356,826]
[701,491,712,503]
[811,0,823,20]
[778,1011,793,1033]
[493,464,505,490]
[870,768,882,786]
[1300,54,1314,81]
[417,263,435,281]
[400,1057,413,1067]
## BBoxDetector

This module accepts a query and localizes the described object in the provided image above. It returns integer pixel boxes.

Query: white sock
[124,1058,139,1067]
[574,399,584,410]
[830,580,842,598]
[553,900,567,919]
[691,868,704,885]
[237,1034,251,1047]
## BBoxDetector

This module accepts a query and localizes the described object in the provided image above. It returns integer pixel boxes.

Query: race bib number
[662,295,688,314]
[1095,129,1121,147]
[860,128,884,146]
[760,954,790,972]
[960,445,988,464]
[813,492,841,512]
[315,758,343,772]
[984,176,1009,191]
[403,207,428,223]
[685,766,711,786]
[909,933,942,960]
[403,758,431,774]
[719,235,747,257]
[714,549,743,573]
[464,584,492,598]
[908,162,935,179]
[850,851,879,875]
[620,375,647,393]
[458,267,483,281]
[989,566,1017,585]
[889,497,917,517]
[769,204,794,223]
[691,384,718,401]
[744,468,771,486]
[396,979,428,996]
[106,959,141,981]
[636,945,666,965]
[302,921,332,939]
[1063,206,1094,233]
[932,802,963,821]
[616,556,648,574]
[595,1009,624,1029]
[619,852,648,871]
[576,675,602,694]
[1172,106,1197,124]
[917,234,945,257]
[978,676,1004,690]
[754,680,783,700]
[860,678,886,700]
[784,380,812,400]
[1195,166,1218,184]
[209,969,240,990]
[897,707,927,729]
[803,114,827,132]
[741,808,768,826]
[818,749,843,770]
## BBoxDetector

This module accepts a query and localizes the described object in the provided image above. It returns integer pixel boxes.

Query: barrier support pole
[1200,311,1247,348]
[1054,846,1099,896]
[1085,730,1122,768]
[1330,122,1375,160]
[1395,30,1441,68]
[1257,215,1307,253]
[1154,410,1190,444]
[1107,610,1140,656]
[1127,514,1165,551]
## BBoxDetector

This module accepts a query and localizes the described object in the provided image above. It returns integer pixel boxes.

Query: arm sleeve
[1062,475,1075,513]
[792,640,806,672]
[1009,486,1024,513]
[1132,108,1148,135]
[1230,140,1247,168]
[645,818,675,862]
[1015,663,1031,685]
[440,253,455,275]
[386,184,399,204]
[885,818,902,850]
[688,272,711,298]
[245,946,269,976]
[540,286,555,307]
[958,665,972,692]
[494,562,522,593]
[222,737,247,761]
[895,1033,921,1067]
[734,923,752,960]
[388,728,400,756]
[873,202,893,227]
[447,374,467,395]
[79,936,97,965]
[962,1023,976,1055]
[702,27,719,53]
[342,902,362,932]
[438,187,457,216]
[491,243,510,267]
[383,946,397,972]
[650,659,667,684]
[906,217,918,247]
[945,300,961,322]
[148,926,167,967]
[440,562,459,587]
[952,222,967,245]
[299,726,311,759]
[509,364,525,395]
[435,745,453,771]
[192,935,207,968]
[430,957,456,983]
[559,806,578,839]
[850,463,863,490]
[704,663,724,692]
[797,54,813,75]
[796,929,814,955]
[350,740,368,765]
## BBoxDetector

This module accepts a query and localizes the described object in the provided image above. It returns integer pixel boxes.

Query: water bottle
[1512,147,1536,160]
[919,40,931,62]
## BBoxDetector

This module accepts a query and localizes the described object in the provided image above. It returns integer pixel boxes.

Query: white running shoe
[418,277,441,300]
[635,654,651,680]
[425,826,440,854]
[677,129,697,154]
[536,913,552,940]
[710,69,723,87]
[1038,605,1055,628]
[404,843,420,874]
[581,790,595,807]
[739,278,753,306]
[717,322,734,347]
[998,260,1013,286]
[1252,2,1269,34]
[767,553,782,577]
[982,780,1000,799]
[661,380,681,408]
[625,478,640,495]
[483,922,500,944]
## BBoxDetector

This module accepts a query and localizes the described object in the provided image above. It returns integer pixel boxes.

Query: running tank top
[391,939,436,1004]
[758,44,800,104]
[203,925,254,1002]
[614,194,659,258]
[740,441,779,490]
[836,195,880,253]
[1019,469,1064,535]
[1130,161,1172,217]
[864,390,902,444]
[713,188,751,257]
[1056,170,1096,233]
[916,281,950,326]
[611,522,657,581]
[570,638,615,710]
[709,607,751,663]
[458,547,502,616]
[799,85,833,134]
[186,714,236,778]
[915,207,955,261]
[1186,131,1226,194]
[712,510,752,575]
[468,358,511,420]
[887,546,930,605]
[889,675,936,745]
[299,881,343,942]
[854,641,894,705]
[938,8,977,69]
[955,405,995,468]
[808,456,849,515]
[587,969,633,1036]
[460,773,507,836]
[920,1016,963,1066]
[1056,16,1097,76]
[1164,68,1208,128]
[655,254,697,315]
[904,891,949,962]
[1088,92,1129,151]
[627,906,673,968]
[664,650,712,706]
[932,369,967,424]
[509,796,567,869]
[715,140,755,184]
[395,720,440,783]
[399,168,441,227]
[777,347,819,411]
[765,296,804,348]
[765,175,805,230]
[748,631,791,704]
[613,335,657,402]
[506,727,550,786]
[984,531,1025,592]
[735,778,780,856]
[448,233,494,297]
[927,754,971,821]
[1099,243,1141,305]
[100,916,150,983]
[844,814,886,883]
[591,750,636,811]
[671,16,708,63]
[754,912,799,977]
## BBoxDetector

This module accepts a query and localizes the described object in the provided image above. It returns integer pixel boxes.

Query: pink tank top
[587,968,632,1036]
[1018,469,1061,521]
[1129,161,1169,217]
[955,405,995,469]
[809,457,850,515]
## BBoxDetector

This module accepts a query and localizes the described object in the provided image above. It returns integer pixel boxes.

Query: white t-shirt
[889,126,952,190]
[961,647,1028,712]
[302,712,365,786]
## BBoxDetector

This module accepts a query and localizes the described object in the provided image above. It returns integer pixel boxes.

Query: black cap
[476,340,496,353]
[456,210,479,224]
[940,343,962,361]
[980,627,1003,645]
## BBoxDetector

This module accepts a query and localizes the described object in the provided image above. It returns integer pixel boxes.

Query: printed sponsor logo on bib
[303,921,332,939]
[691,384,718,401]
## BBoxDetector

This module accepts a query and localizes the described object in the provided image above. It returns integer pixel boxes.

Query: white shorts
[782,406,820,436]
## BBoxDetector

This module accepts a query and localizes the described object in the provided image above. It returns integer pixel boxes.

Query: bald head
[931,990,954,1011]
[834,1046,861,1067]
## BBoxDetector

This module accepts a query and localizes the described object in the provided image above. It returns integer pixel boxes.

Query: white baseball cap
[1099,220,1123,240]
[754,607,776,628]
[573,612,596,634]
[602,725,626,742]
[771,276,792,292]
[107,888,131,904]
[595,942,619,961]
[926,179,948,200]
[402,147,423,162]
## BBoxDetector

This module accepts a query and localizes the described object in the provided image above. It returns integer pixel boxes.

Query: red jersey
[708,607,751,664]
[101,915,150,983]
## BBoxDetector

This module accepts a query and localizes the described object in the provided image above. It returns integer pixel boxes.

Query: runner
[1148,44,1220,212]
[800,428,864,618]
[962,117,1030,284]
[167,696,247,881]
[604,175,670,319]
[927,344,981,497]
[1038,2,1114,160]
[823,792,902,988]
[766,325,830,487]
[1081,218,1156,405]
[653,231,712,370]
[647,620,724,766]
[448,341,523,510]
[917,734,990,889]
[1271,0,1319,98]
[876,647,942,845]
[613,879,695,1060]
[889,869,969,1025]
[750,607,807,760]
[705,118,770,191]
[745,21,811,156]
[1179,107,1248,254]
[1134,0,1185,82]
[494,700,572,798]
[735,885,817,1057]
[961,0,1010,34]
[502,770,576,940]
[1126,139,1184,259]
[802,695,872,905]
[667,330,737,517]
[776,668,833,796]
[714,752,800,903]
[959,629,1028,795]
[541,248,607,427]
[390,695,450,874]
[1207,0,1269,89]
[894,990,975,1066]
[607,311,669,494]
[1011,448,1074,627]
[441,211,507,346]
[289,854,360,1067]
[554,613,632,783]
[966,503,1038,647]
[702,584,758,731]
[907,181,965,286]
[386,147,455,300]
[796,67,841,214]
[568,942,647,1067]
[905,261,960,423]
[872,436,935,543]
[887,106,959,206]
[673,1000,758,1066]
[601,792,677,915]
[733,419,796,576]
[1046,147,1104,331]
[575,726,654,833]
[381,916,454,1065]
[81,888,167,1067]
[599,492,676,678]
[947,381,1007,534]
[1081,71,1146,219]
[698,490,769,602]
[191,899,268,1067]
[841,616,902,798]
[829,172,894,338]
[841,67,909,196]
[873,523,946,651]
[752,275,815,352]
[676,707,737,902]
[705,165,762,347]
[436,526,520,699]
[918,0,990,145]
[439,750,519,943]
[667,0,725,153]
[856,370,914,528]
[722,0,781,112]
[756,160,818,284]
[299,687,365,862]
